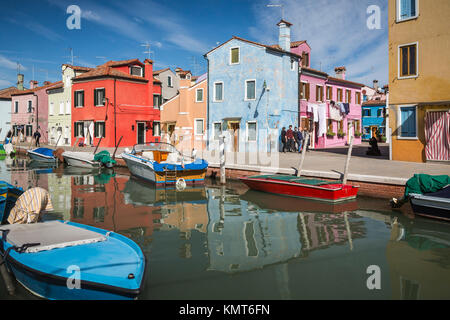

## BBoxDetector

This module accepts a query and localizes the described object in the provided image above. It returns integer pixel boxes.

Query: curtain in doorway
[425,111,450,161]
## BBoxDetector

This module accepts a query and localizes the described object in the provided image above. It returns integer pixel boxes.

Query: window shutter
[306,83,310,101]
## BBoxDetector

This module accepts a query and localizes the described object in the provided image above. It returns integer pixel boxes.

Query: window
[94,88,105,106]
[327,119,334,132]
[25,125,33,137]
[399,43,417,78]
[66,101,70,114]
[196,88,204,102]
[168,75,173,87]
[247,122,257,142]
[14,101,18,113]
[355,92,361,105]
[94,122,105,138]
[377,108,383,117]
[195,119,204,135]
[213,122,222,140]
[153,121,161,136]
[27,100,32,113]
[399,106,417,138]
[302,52,309,67]
[397,0,418,22]
[130,66,143,77]
[74,122,84,137]
[49,102,54,115]
[337,88,343,102]
[326,86,332,100]
[153,95,161,109]
[363,109,371,117]
[316,85,324,102]
[74,90,84,107]
[214,82,223,102]
[245,80,256,100]
[346,90,351,103]
[230,47,240,64]
[59,102,64,114]
[300,82,310,100]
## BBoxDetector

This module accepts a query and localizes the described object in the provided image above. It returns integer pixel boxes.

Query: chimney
[373,80,379,92]
[29,80,38,89]
[43,81,51,86]
[334,66,346,80]
[277,19,292,52]
[143,59,154,106]
[17,74,24,91]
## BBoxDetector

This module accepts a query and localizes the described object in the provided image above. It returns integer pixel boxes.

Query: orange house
[160,74,207,154]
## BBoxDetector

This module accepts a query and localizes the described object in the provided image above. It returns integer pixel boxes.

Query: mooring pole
[296,132,309,177]
[342,135,354,184]
[220,135,226,184]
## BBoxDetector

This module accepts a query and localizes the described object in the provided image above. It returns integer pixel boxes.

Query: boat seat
[165,152,179,164]
[142,151,154,160]
[0,221,107,253]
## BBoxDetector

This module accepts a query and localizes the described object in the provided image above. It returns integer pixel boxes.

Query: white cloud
[0,79,13,87]
[0,55,27,71]
[250,0,388,85]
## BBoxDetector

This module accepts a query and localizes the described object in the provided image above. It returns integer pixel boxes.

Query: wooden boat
[121,142,208,186]
[409,186,450,221]
[0,220,146,300]
[27,147,57,163]
[0,181,23,224]
[239,175,359,202]
[240,189,358,213]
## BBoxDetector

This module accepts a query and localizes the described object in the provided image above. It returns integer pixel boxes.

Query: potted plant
[337,130,346,138]
[381,135,387,143]
[326,129,336,138]
[354,131,363,138]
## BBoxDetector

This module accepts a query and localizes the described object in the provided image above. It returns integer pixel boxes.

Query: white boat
[62,151,102,169]
[121,142,208,186]
[409,186,450,221]
[27,147,57,163]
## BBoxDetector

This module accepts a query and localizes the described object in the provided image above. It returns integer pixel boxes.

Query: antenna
[141,41,154,60]
[95,56,107,63]
[266,3,284,20]
[38,68,49,81]
[17,62,21,74]
[65,47,79,65]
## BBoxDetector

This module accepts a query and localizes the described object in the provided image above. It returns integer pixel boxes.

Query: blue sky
[0,0,388,89]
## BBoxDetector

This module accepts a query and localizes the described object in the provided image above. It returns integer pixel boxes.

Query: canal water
[0,157,449,300]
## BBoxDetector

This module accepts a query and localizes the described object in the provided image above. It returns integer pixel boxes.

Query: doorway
[347,120,354,144]
[370,126,378,139]
[137,122,146,145]
[228,121,240,152]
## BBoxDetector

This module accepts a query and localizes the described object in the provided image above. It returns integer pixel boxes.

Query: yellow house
[160,74,207,154]
[388,0,450,162]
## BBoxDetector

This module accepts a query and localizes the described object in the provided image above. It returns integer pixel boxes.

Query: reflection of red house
[71,58,162,148]
[70,175,161,236]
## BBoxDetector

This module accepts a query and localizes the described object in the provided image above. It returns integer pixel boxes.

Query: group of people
[280,125,307,153]
[5,129,41,147]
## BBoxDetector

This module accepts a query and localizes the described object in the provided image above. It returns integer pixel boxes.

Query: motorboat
[27,147,57,163]
[409,186,450,221]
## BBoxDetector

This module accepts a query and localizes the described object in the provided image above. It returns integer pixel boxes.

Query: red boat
[239,175,359,202]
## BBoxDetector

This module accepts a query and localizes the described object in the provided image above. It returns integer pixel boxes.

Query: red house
[71,58,162,148]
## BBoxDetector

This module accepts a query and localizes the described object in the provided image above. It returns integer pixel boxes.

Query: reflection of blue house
[204,20,300,152]
[361,99,386,141]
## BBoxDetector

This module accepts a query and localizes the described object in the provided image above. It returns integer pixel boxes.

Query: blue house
[204,20,301,152]
[361,99,386,141]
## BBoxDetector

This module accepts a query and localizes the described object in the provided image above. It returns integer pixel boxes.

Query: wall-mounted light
[131,125,135,131]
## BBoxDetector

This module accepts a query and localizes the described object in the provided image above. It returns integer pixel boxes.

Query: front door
[228,122,240,152]
[137,122,146,145]
[425,111,450,161]
[371,126,378,139]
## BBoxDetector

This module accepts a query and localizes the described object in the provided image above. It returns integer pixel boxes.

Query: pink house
[290,42,364,149]
[11,80,61,143]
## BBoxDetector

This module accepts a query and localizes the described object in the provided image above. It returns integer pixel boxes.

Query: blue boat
[27,148,57,163]
[0,182,23,224]
[0,220,146,300]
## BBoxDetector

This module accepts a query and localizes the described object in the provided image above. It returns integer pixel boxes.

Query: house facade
[0,86,20,139]
[47,64,92,146]
[153,68,180,104]
[11,80,61,144]
[205,20,300,152]
[361,100,387,141]
[388,0,450,162]
[160,74,207,153]
[71,58,162,148]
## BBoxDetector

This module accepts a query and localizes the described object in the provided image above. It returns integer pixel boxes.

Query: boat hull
[27,150,57,163]
[239,176,359,202]
[63,152,101,169]
[410,196,450,222]
[122,153,206,185]
[1,221,146,300]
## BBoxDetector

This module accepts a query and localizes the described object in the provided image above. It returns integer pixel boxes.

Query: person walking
[33,129,41,147]
[280,127,287,153]
[296,127,304,153]
[286,125,295,152]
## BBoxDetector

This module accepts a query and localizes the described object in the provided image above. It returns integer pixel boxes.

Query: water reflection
[0,158,449,300]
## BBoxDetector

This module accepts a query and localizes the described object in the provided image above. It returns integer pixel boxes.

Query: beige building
[47,64,91,146]
[388,0,450,162]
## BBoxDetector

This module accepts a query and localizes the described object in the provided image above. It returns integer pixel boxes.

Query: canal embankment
[14,143,449,199]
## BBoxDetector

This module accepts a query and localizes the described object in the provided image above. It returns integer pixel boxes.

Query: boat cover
[404,174,450,198]
[31,148,54,158]
[248,175,332,186]
[153,158,208,172]
[93,150,116,166]
[0,221,107,253]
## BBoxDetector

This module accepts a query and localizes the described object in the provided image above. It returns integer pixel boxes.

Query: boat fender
[176,178,186,191]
